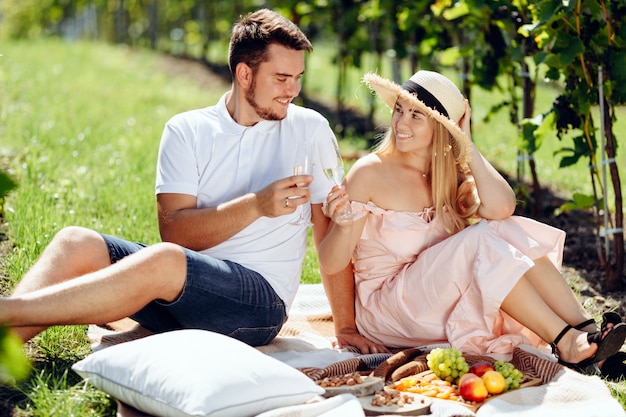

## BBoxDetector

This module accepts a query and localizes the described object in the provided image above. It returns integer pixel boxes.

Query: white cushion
[72,329,324,417]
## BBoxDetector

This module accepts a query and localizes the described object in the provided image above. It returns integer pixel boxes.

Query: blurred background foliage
[0,0,624,284]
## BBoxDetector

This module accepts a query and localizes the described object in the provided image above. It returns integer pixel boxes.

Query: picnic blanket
[88,284,626,417]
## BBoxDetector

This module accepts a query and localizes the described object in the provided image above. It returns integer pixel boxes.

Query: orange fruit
[482,370,506,395]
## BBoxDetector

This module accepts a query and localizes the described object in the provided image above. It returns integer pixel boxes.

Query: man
[1,9,335,347]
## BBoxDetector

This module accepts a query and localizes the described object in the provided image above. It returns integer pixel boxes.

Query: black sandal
[600,351,626,381]
[551,312,626,370]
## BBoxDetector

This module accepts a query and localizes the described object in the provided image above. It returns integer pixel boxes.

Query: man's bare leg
[2,226,187,341]
[11,226,112,292]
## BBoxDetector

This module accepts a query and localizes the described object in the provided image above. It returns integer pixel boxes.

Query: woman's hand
[324,184,354,224]
[459,99,472,141]
[334,328,390,354]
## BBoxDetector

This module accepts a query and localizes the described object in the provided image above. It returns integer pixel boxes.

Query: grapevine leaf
[439,46,462,66]
[537,1,562,21]
[545,66,560,80]
[556,193,599,215]
[559,154,581,168]
[483,100,509,123]
[609,53,626,104]
[0,170,18,199]
[552,34,583,66]
[534,111,555,145]
[0,327,31,384]
[543,53,561,68]
[442,2,470,20]
[555,201,578,215]
[572,192,596,209]
[517,23,535,38]
[573,134,595,156]
[518,116,540,153]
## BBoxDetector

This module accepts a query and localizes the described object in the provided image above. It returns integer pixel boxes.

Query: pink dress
[351,201,566,356]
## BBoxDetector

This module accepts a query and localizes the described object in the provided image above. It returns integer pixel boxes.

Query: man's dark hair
[228,9,313,76]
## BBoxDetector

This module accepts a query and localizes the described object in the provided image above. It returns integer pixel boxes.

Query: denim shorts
[101,233,287,346]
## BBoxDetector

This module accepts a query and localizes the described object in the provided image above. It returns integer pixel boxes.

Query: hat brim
[362,72,471,165]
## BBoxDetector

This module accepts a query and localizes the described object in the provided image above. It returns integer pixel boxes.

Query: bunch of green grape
[426,347,469,384]
[494,360,524,391]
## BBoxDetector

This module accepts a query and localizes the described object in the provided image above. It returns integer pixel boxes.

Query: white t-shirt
[155,93,337,311]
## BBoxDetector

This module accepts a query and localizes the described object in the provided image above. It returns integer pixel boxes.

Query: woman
[318,70,625,377]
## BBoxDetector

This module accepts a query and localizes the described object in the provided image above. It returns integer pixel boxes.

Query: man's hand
[254,175,313,218]
[334,327,390,354]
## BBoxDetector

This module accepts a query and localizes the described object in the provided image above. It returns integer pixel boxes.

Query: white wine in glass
[323,166,345,186]
[321,137,360,223]
[290,141,314,226]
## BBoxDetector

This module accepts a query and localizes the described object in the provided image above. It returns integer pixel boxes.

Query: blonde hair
[374,117,479,235]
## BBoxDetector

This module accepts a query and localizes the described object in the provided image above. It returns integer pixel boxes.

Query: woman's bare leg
[524,256,594,327]
[501,275,596,365]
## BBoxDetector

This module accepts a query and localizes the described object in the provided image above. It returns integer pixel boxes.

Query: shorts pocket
[229,324,282,346]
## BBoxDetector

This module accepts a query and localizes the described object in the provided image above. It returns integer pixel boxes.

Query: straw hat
[363,70,471,164]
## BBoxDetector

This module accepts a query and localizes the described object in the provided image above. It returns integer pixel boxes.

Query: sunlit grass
[1,39,222,415]
[17,366,115,417]
[1,41,207,250]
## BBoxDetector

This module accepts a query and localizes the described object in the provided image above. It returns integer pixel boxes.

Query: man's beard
[245,77,286,121]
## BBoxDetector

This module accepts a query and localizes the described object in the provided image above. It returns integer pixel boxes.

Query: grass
[0,39,220,415]
[0,38,624,414]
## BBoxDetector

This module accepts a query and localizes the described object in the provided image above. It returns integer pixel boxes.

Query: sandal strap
[602,312,622,331]
[574,318,596,330]
[587,312,625,346]
[551,324,573,355]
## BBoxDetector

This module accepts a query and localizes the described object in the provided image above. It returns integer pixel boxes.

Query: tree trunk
[521,62,542,216]
[603,101,624,291]
[114,0,128,44]
[365,19,382,148]
[333,3,347,135]
[148,0,158,50]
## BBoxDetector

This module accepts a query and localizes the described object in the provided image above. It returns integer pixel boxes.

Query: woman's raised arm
[461,101,516,219]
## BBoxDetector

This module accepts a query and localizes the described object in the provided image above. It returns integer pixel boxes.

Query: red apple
[459,374,489,402]
[468,361,495,377]
[457,372,479,387]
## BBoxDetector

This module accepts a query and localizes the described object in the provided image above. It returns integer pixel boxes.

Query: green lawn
[0,39,624,415]
[0,39,223,415]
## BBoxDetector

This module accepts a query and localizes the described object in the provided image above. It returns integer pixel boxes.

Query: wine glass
[290,141,314,226]
[321,137,360,223]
